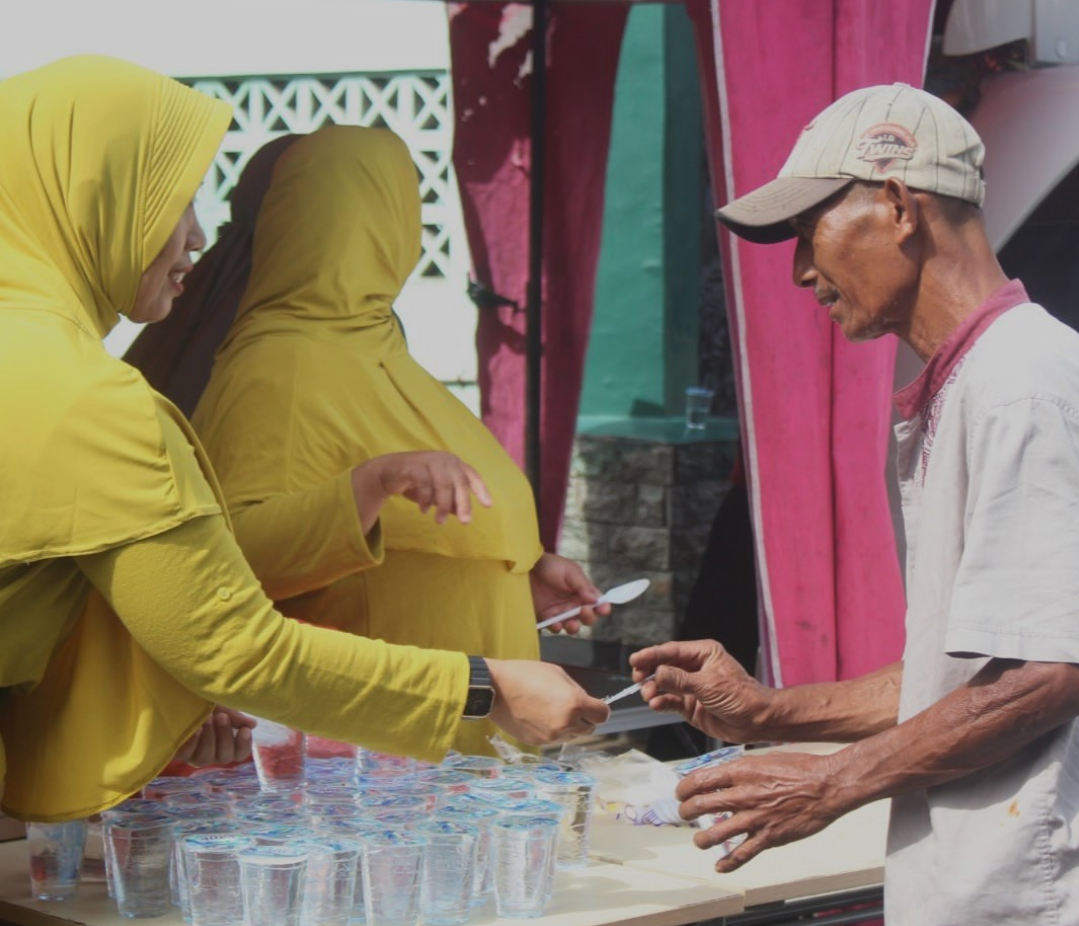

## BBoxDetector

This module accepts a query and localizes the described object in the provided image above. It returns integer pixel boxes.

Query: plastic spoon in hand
[602,674,656,704]
[535,577,651,631]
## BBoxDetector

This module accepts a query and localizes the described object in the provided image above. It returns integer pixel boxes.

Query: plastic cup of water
[299,838,362,926]
[490,815,560,918]
[532,770,598,869]
[435,803,500,907]
[181,833,253,926]
[412,820,478,926]
[360,830,427,926]
[25,820,87,902]
[250,719,307,793]
[104,814,175,917]
[239,844,308,926]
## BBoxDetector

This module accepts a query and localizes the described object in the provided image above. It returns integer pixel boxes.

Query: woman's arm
[76,514,606,760]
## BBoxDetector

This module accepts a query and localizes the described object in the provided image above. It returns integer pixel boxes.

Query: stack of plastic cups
[435,802,500,908]
[490,814,561,919]
[24,819,88,902]
[359,830,428,926]
[531,770,598,869]
[181,833,254,926]
[104,812,176,918]
[239,844,308,926]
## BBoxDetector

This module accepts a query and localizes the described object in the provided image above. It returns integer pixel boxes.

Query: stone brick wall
[558,431,739,647]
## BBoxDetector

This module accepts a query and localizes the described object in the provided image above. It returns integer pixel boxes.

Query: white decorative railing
[187,72,458,280]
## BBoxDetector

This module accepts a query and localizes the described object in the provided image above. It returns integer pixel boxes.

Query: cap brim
[716,177,853,244]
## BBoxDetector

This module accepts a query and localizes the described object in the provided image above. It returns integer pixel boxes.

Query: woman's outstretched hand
[351,451,492,532]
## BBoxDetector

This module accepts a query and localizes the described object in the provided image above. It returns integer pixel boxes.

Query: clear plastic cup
[299,838,361,926]
[250,718,307,793]
[312,822,382,925]
[360,830,427,926]
[181,833,254,926]
[414,819,479,924]
[101,809,171,900]
[25,819,87,901]
[532,770,598,869]
[684,385,714,430]
[171,820,240,917]
[491,815,560,918]
[239,844,308,926]
[104,814,175,917]
[435,804,500,906]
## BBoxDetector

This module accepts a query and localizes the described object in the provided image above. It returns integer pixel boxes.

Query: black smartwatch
[462,655,496,719]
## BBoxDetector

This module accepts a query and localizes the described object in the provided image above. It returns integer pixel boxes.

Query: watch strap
[463,655,496,719]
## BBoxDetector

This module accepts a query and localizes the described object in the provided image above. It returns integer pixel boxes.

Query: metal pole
[525,0,547,507]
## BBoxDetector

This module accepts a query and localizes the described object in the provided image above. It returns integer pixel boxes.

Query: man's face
[789,183,917,342]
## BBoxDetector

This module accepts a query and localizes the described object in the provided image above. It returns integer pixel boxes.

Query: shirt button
[216,587,232,601]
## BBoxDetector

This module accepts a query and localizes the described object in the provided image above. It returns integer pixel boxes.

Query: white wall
[1,0,451,77]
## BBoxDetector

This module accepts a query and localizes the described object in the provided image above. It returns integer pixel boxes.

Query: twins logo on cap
[854,123,917,174]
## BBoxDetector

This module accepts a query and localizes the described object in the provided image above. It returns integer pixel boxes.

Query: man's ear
[881,177,919,243]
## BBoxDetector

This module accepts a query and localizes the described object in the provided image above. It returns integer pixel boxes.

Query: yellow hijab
[0,56,231,819]
[194,125,542,572]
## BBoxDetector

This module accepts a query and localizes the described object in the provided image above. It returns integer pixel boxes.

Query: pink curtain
[447,3,628,550]
[689,0,935,685]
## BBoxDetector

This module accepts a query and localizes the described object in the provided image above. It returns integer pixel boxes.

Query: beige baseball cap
[717,83,986,244]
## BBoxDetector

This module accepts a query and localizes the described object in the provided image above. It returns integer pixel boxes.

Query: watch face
[464,686,495,719]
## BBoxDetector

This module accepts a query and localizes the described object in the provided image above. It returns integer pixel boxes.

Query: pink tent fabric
[697,0,935,685]
[450,0,932,686]
[447,2,628,550]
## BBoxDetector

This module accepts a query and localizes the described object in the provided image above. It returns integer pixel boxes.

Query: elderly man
[631,83,1079,925]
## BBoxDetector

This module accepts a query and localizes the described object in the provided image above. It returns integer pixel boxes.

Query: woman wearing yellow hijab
[193,125,608,756]
[0,57,609,822]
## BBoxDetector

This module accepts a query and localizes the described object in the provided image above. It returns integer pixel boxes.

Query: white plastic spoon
[535,577,651,631]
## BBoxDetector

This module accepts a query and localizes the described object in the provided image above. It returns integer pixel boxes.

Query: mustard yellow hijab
[0,56,231,819]
[194,125,542,571]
